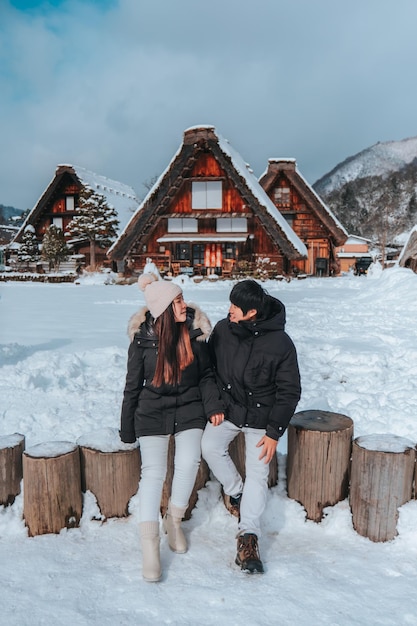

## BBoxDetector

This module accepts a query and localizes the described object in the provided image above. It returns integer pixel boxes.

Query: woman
[119,273,224,582]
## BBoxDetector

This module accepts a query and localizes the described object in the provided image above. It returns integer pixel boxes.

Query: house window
[192,181,222,209]
[192,244,205,265]
[282,214,294,227]
[216,217,247,232]
[66,196,75,212]
[221,243,238,259]
[175,242,191,260]
[274,187,290,205]
[167,218,198,233]
[52,217,63,229]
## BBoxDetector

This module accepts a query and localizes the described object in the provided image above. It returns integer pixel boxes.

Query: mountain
[0,204,24,224]
[313,137,417,244]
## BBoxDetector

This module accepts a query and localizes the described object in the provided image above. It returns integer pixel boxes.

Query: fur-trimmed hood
[127,302,212,343]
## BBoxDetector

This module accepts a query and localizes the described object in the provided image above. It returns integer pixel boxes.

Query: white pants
[201,420,270,537]
[138,429,203,523]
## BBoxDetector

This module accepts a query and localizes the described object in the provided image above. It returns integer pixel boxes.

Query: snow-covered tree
[17,225,40,268]
[66,187,119,268]
[41,225,70,271]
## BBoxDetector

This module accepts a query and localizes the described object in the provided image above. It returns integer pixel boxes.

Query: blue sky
[10,0,115,10]
[2,0,417,210]
[10,0,65,8]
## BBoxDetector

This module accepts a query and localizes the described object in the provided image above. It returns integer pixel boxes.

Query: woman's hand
[210,413,225,426]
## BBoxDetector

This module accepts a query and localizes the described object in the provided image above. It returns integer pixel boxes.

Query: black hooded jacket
[119,303,224,442]
[209,295,301,440]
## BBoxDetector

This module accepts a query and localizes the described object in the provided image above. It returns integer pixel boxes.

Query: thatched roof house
[108,126,307,278]
[13,165,138,266]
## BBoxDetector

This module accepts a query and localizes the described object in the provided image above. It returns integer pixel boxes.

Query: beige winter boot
[140,521,161,582]
[163,502,187,553]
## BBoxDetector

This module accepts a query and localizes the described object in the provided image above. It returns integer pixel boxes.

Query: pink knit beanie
[137,272,182,319]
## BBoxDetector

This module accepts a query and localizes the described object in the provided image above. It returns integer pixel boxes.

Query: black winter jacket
[119,303,224,442]
[209,295,301,440]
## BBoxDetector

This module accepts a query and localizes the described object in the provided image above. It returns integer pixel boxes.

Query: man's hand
[210,413,225,426]
[256,435,278,464]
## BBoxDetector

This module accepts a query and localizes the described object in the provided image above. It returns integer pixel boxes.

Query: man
[202,279,301,574]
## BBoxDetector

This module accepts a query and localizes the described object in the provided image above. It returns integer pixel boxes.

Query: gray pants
[201,420,270,537]
[138,429,203,523]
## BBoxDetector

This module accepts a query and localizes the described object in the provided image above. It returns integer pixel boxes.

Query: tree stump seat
[228,431,278,488]
[212,431,278,516]
[0,433,25,506]
[287,410,354,522]
[161,435,210,520]
[350,434,416,542]
[23,441,82,537]
[77,427,141,519]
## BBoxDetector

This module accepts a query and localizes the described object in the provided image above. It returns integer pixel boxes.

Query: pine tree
[66,187,119,268]
[17,226,40,268]
[41,225,70,271]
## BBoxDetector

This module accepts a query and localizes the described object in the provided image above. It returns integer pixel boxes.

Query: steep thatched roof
[108,126,307,261]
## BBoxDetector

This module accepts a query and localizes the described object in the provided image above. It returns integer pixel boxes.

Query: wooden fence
[0,273,76,283]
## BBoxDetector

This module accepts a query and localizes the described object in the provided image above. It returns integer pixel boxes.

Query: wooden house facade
[13,165,138,268]
[108,126,307,277]
[259,159,348,276]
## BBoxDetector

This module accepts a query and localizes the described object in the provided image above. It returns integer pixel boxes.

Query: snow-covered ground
[1,266,417,626]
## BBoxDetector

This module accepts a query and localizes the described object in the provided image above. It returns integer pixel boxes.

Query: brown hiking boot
[235,533,264,574]
[222,489,242,519]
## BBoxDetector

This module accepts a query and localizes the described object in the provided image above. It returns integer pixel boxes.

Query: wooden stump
[77,428,141,519]
[23,442,82,537]
[228,431,278,488]
[0,433,25,506]
[287,410,354,522]
[161,436,209,520]
[350,434,416,542]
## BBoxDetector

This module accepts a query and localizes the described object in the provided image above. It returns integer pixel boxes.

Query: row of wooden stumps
[1,411,416,542]
[287,410,416,542]
[0,427,277,537]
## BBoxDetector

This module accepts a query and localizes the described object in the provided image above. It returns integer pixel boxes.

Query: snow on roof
[263,157,348,237]
[70,165,139,233]
[343,234,374,244]
[16,165,140,242]
[398,224,417,263]
[295,165,348,236]
[214,132,307,256]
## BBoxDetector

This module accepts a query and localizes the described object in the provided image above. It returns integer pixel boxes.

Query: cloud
[2,0,417,209]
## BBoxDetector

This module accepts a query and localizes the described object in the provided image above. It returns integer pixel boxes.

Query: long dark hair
[152,304,194,387]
